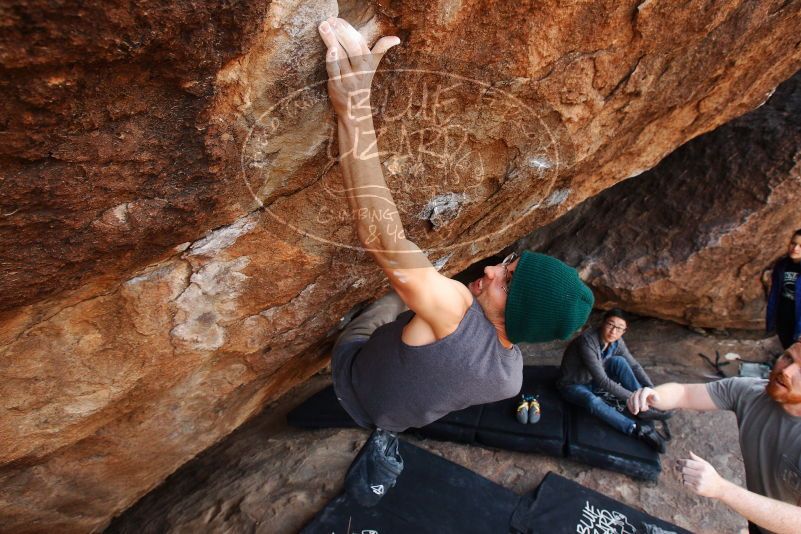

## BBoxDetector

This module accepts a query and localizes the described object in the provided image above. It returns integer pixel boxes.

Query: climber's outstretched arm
[318,18,471,336]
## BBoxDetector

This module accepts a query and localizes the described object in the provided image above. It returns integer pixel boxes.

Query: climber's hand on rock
[318,17,399,119]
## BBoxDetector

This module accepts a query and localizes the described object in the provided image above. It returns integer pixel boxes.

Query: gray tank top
[351,298,523,432]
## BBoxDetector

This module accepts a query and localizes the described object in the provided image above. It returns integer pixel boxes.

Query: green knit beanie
[504,251,594,343]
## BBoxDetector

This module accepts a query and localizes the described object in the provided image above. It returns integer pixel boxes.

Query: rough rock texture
[106,317,781,534]
[522,70,801,329]
[2,1,801,531]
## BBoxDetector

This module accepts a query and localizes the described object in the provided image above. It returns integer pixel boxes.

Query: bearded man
[628,343,801,534]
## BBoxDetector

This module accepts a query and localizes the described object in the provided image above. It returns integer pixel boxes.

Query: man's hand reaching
[627,386,660,415]
[678,452,727,499]
[318,17,400,120]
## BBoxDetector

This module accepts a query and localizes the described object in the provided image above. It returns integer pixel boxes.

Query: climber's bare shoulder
[378,241,473,345]
[396,274,473,346]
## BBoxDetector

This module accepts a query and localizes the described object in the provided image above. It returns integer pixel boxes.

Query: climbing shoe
[528,397,541,424]
[632,407,674,422]
[515,394,541,424]
[344,429,404,507]
[515,395,528,425]
[635,423,667,454]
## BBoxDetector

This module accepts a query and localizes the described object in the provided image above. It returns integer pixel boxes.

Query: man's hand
[627,386,659,414]
[678,451,727,499]
[318,17,400,120]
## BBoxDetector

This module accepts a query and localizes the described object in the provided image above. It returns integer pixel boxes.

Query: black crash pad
[511,471,691,534]
[567,403,661,481]
[301,440,519,534]
[409,403,484,443]
[287,366,566,454]
[303,440,687,534]
[287,365,661,480]
[473,366,566,457]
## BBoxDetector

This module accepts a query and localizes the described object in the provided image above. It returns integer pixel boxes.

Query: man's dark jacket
[557,327,654,400]
[766,256,801,341]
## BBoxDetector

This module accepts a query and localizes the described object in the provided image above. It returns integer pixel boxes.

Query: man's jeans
[559,356,641,435]
[777,320,796,349]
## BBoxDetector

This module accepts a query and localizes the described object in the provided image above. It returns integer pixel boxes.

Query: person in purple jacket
[766,229,801,350]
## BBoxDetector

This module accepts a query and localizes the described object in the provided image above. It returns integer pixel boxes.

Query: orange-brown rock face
[523,71,801,330]
[1,1,801,531]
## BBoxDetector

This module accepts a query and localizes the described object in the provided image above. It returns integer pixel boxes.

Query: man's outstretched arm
[630,383,801,532]
[318,18,471,335]
[679,451,801,534]
[627,382,718,414]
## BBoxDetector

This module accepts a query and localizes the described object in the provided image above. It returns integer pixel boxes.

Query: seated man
[628,343,801,534]
[557,309,665,451]
[317,17,594,505]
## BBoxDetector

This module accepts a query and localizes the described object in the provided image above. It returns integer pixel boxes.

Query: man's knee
[605,355,632,374]
[606,355,629,367]
[560,386,594,408]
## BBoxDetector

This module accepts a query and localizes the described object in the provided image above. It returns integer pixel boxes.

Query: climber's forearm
[337,113,419,267]
[716,479,801,534]
[317,17,417,268]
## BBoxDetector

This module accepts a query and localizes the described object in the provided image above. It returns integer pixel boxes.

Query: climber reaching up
[317,17,594,506]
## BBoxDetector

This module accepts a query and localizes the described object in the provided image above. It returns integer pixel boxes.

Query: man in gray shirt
[628,343,801,534]
[558,309,664,451]
[317,17,594,506]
